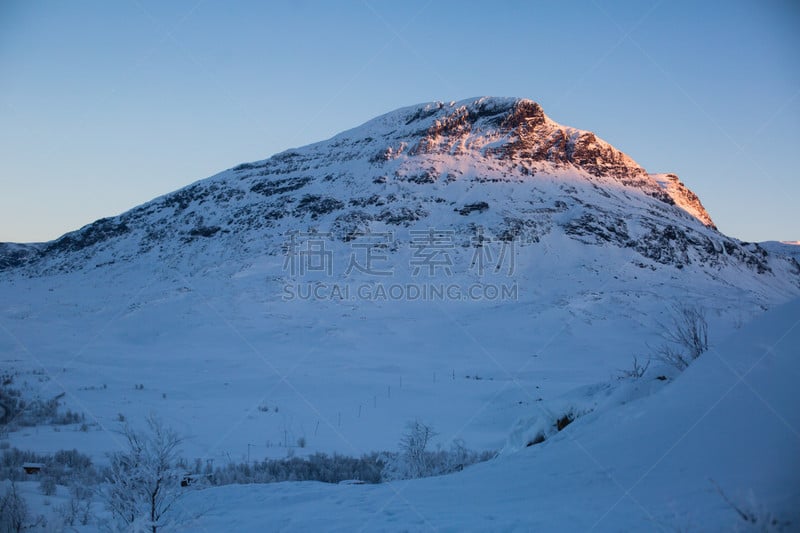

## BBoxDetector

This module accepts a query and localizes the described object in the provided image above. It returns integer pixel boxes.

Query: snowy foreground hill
[177,297,800,531]
[1,97,799,530]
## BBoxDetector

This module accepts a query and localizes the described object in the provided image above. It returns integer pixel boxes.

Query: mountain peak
[335,97,672,204]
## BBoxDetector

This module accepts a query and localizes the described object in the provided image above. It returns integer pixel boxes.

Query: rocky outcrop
[651,173,715,228]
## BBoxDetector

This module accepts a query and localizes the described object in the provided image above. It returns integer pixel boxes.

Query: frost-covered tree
[104,415,187,533]
[398,420,437,478]
[383,420,437,480]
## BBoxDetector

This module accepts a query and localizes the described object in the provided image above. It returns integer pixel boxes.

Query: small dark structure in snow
[22,462,45,475]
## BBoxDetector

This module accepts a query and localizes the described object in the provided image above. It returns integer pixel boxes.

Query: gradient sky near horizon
[1,0,798,243]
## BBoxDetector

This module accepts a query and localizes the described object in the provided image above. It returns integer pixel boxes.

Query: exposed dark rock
[564,214,630,245]
[189,226,221,238]
[332,211,375,241]
[376,206,427,226]
[44,218,130,255]
[294,195,345,219]
[457,202,489,216]
[0,244,41,270]
[251,177,312,197]
[497,217,541,244]
[555,413,574,431]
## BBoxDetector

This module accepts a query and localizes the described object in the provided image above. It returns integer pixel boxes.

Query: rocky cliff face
[0,97,793,287]
[651,173,715,228]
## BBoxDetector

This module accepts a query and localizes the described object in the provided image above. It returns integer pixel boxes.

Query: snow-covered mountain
[1,98,799,531]
[1,97,793,284]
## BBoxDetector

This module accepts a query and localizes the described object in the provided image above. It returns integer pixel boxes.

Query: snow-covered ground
[1,230,791,464]
[173,297,800,532]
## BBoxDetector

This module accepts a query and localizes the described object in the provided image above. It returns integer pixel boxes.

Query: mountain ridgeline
[2,97,798,284]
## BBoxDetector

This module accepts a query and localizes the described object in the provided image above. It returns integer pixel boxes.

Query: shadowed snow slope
[179,297,800,532]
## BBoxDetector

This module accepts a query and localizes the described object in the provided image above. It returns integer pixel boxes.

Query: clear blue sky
[1,0,798,243]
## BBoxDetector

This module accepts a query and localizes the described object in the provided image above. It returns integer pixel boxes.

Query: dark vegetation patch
[0,379,84,429]
[209,453,384,485]
[1,448,97,486]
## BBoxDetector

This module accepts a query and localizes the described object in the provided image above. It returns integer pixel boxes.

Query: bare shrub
[0,481,29,533]
[616,356,650,380]
[711,479,792,532]
[39,476,56,496]
[58,483,93,527]
[654,305,709,371]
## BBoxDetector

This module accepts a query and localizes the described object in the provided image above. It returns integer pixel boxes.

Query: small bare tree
[104,414,187,533]
[0,481,28,533]
[655,305,709,370]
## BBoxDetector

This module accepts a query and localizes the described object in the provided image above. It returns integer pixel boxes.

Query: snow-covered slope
[760,240,800,263]
[177,297,800,531]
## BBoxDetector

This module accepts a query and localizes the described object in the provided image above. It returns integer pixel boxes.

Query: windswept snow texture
[0,97,799,530]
